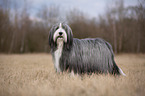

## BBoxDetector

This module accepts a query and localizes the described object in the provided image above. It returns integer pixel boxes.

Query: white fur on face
[53,23,67,43]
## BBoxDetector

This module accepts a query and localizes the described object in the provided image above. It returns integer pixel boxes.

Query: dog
[49,23,126,76]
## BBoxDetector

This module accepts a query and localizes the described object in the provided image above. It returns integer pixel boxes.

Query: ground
[0,54,145,96]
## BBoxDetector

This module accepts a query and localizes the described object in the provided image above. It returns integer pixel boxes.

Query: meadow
[0,54,145,96]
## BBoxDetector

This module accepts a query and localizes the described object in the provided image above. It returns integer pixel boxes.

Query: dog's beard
[56,36,64,45]
[56,36,63,40]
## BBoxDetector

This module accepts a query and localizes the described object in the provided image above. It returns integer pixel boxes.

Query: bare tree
[9,1,19,53]
[37,5,59,27]
[0,0,11,53]
[105,4,118,54]
[20,0,30,53]
[136,0,145,53]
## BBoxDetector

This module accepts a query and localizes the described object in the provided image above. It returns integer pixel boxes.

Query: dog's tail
[112,60,126,76]
[119,67,126,76]
[104,41,126,76]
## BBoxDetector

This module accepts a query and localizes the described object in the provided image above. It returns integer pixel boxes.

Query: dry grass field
[0,54,145,96]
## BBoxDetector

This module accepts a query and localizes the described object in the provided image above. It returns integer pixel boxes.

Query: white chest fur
[54,39,63,72]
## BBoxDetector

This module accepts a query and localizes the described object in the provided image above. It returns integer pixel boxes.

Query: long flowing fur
[49,23,126,76]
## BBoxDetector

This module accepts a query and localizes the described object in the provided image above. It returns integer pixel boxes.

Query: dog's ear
[48,25,56,49]
[64,24,73,50]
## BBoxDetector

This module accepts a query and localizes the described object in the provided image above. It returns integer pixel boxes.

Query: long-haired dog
[49,23,126,76]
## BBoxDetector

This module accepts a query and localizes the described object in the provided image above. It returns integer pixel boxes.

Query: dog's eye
[55,27,59,30]
[62,26,66,30]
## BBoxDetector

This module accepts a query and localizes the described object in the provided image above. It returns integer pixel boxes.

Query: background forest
[0,0,145,53]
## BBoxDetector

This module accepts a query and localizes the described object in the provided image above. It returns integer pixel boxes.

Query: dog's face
[53,23,67,43]
[49,23,73,49]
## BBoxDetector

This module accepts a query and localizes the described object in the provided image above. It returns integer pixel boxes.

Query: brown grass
[0,53,145,96]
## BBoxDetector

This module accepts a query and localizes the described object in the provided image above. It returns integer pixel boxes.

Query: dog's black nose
[59,32,63,35]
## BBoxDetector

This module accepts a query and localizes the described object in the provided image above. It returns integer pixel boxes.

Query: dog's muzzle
[55,32,65,42]
[53,24,68,43]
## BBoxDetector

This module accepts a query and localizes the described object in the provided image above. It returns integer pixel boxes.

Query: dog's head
[49,23,73,50]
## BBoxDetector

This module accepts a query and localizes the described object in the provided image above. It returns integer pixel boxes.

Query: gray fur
[49,23,125,75]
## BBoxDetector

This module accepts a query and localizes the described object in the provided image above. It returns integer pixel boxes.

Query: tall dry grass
[0,54,145,96]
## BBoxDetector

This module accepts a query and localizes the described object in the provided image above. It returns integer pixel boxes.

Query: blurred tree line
[0,0,145,53]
